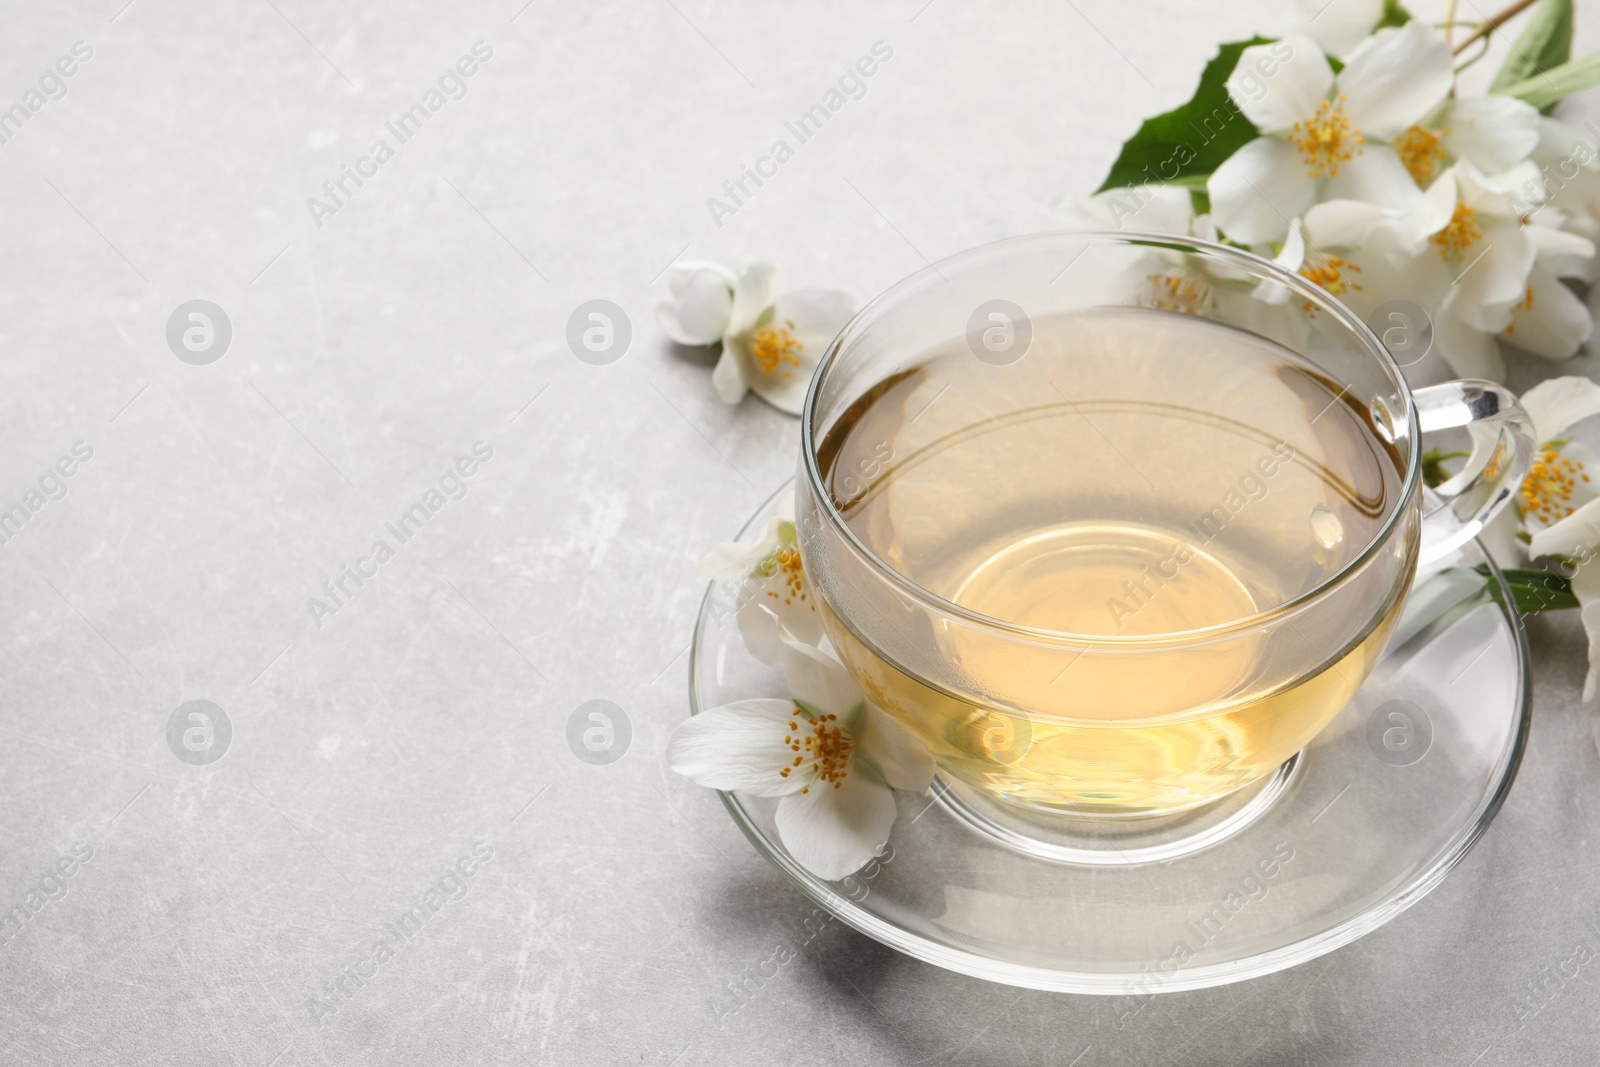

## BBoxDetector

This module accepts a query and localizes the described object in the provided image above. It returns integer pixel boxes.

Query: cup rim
[799,228,1424,646]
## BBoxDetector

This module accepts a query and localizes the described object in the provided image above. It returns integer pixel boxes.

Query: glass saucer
[688,482,1530,994]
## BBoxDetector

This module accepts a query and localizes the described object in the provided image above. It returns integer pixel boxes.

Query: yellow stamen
[781,708,853,793]
[1297,252,1363,313]
[1519,445,1588,525]
[750,319,803,379]
[1141,272,1207,315]
[1506,285,1534,335]
[757,544,810,609]
[1394,124,1448,187]
[1432,201,1482,261]
[1290,94,1364,178]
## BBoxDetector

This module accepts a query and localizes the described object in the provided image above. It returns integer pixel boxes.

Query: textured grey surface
[2,1,1600,1064]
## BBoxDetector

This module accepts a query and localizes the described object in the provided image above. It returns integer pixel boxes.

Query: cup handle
[1413,379,1536,566]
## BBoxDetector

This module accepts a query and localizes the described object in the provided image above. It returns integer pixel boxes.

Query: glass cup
[795,230,1533,816]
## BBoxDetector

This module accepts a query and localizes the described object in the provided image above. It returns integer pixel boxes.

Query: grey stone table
[2,1,1598,1063]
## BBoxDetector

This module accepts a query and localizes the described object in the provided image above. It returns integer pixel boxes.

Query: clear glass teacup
[795,231,1533,815]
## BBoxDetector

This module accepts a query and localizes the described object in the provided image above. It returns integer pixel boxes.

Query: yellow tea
[813,307,1410,812]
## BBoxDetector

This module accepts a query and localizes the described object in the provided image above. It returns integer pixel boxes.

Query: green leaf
[1094,38,1271,195]
[1377,0,1414,29]
[1128,237,1203,254]
[1489,0,1574,111]
[1476,564,1578,613]
[1421,447,1471,488]
[1494,51,1600,111]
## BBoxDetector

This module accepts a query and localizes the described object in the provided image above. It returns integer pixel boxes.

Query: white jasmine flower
[1081,188,1212,310]
[1289,0,1384,59]
[1070,188,1255,311]
[1068,189,1318,357]
[700,489,822,659]
[1270,174,1453,331]
[655,260,739,345]
[1391,94,1542,189]
[655,261,854,414]
[1208,21,1454,244]
[1298,154,1460,263]
[1070,184,1200,236]
[1503,118,1600,257]
[667,621,935,879]
[1279,206,1379,316]
[1502,225,1597,361]
[1576,598,1600,703]
[1506,379,1600,700]
[1458,376,1589,563]
[1517,379,1600,544]
[1289,163,1537,379]
[1415,164,1541,379]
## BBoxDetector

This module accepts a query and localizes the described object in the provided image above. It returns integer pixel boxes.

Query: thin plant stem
[1455,36,1493,73]
[1453,0,1541,55]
